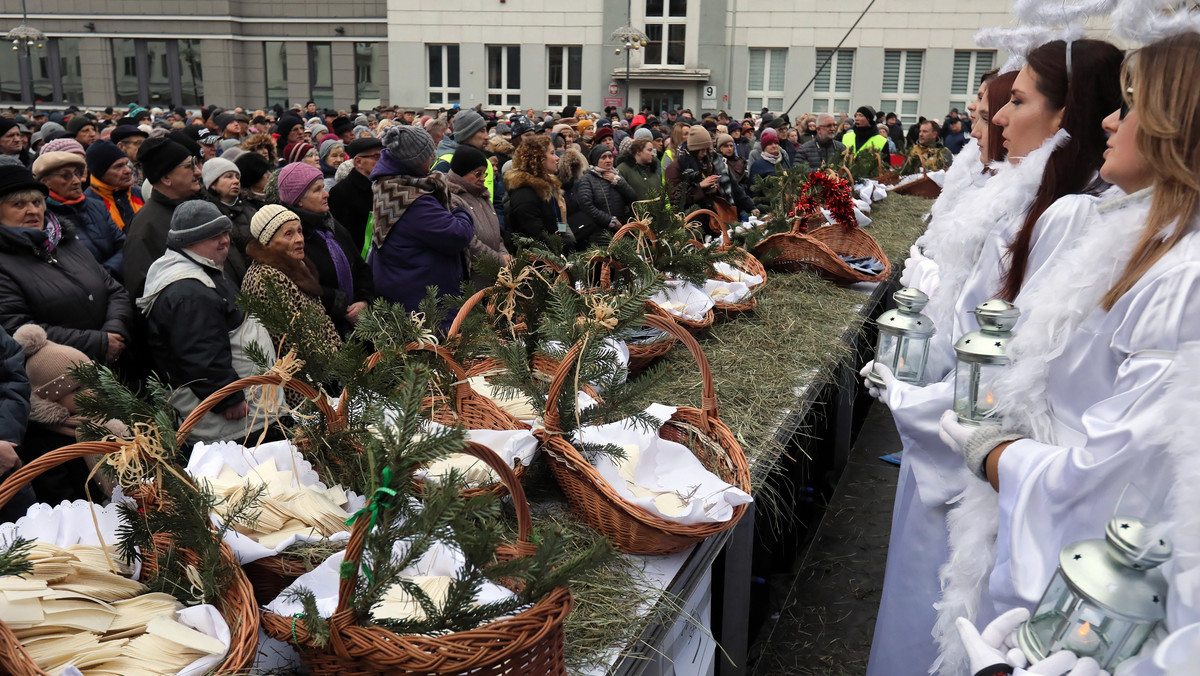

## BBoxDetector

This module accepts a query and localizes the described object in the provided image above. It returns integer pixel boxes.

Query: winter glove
[940,410,1025,481]
[559,225,577,253]
[858,360,895,403]
[957,608,1032,675]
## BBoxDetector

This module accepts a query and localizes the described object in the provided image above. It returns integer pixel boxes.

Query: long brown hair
[985,71,1017,165]
[1101,33,1200,309]
[997,39,1124,301]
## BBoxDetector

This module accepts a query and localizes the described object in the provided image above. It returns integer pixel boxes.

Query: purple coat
[369,192,474,318]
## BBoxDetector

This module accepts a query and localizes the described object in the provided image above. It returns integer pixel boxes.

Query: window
[308,42,333,110]
[427,44,460,106]
[355,42,381,109]
[747,48,786,113]
[880,49,924,125]
[812,48,853,116]
[57,38,83,104]
[264,41,289,108]
[0,38,86,105]
[109,38,205,108]
[547,45,582,108]
[644,0,686,66]
[949,50,995,113]
[486,45,520,107]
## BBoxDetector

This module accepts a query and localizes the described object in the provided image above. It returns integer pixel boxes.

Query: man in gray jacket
[794,114,847,170]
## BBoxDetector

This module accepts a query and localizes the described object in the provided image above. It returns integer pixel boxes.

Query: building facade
[3,1,1113,121]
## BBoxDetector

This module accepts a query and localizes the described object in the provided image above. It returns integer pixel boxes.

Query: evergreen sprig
[615,196,740,285]
[0,535,34,578]
[72,364,179,454]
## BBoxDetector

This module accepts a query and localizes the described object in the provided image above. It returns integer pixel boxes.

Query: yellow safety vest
[841,130,889,156]
[438,151,494,199]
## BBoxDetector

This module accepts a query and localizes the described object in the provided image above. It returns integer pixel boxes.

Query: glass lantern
[1018,516,1172,671]
[870,287,936,386]
[953,299,1020,426]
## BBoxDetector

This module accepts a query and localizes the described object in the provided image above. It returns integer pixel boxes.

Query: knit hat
[577,119,594,133]
[452,110,486,143]
[218,138,241,151]
[167,199,232,247]
[589,144,613,166]
[509,116,535,138]
[759,128,779,146]
[38,121,65,142]
[331,116,354,137]
[686,125,712,152]
[201,157,240,189]
[0,117,15,138]
[275,115,303,141]
[277,161,323,206]
[12,324,91,435]
[0,165,48,200]
[449,145,488,176]
[250,204,298,245]
[32,151,85,180]
[234,152,272,188]
[495,122,512,135]
[318,139,343,163]
[284,142,314,165]
[593,126,614,144]
[213,111,236,132]
[65,116,95,138]
[380,125,435,164]
[345,137,382,158]
[109,125,147,144]
[633,127,653,140]
[354,115,369,128]
[715,133,734,150]
[40,138,85,157]
[138,137,192,184]
[630,114,647,129]
[855,106,877,124]
[85,140,127,179]
[308,124,328,138]
[221,147,245,163]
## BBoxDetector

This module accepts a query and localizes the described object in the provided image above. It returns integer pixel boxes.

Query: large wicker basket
[893,172,942,199]
[612,222,716,333]
[260,440,573,676]
[684,209,765,316]
[754,218,891,283]
[0,441,260,676]
[538,314,752,556]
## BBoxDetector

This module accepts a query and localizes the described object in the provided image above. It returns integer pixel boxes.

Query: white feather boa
[918,139,983,256]
[922,130,1071,346]
[931,187,1157,675]
[991,187,1150,440]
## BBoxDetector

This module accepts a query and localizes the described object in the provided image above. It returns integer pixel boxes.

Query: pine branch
[0,535,34,577]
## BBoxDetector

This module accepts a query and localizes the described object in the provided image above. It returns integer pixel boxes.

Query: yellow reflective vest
[841,130,889,156]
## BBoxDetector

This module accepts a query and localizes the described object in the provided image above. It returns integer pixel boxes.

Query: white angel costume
[867,131,1071,676]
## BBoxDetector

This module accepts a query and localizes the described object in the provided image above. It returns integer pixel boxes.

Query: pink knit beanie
[40,138,86,157]
[277,162,323,207]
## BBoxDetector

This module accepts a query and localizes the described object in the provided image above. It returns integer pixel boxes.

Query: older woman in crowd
[84,139,143,232]
[275,161,373,337]
[0,165,131,365]
[33,151,126,280]
[446,145,508,290]
[319,140,346,190]
[368,125,474,324]
[574,144,636,248]
[202,157,256,280]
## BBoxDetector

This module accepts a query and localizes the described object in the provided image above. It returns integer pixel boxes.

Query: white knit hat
[250,204,299,245]
[201,157,240,189]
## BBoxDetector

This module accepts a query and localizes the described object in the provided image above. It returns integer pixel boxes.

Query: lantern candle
[870,287,936,386]
[953,299,1019,426]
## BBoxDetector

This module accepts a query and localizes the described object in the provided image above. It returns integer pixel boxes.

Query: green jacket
[617,159,663,201]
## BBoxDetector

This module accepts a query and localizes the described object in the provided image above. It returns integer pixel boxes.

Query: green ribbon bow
[343,468,398,583]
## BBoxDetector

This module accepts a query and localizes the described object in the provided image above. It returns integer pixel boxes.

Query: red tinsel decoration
[789,171,858,230]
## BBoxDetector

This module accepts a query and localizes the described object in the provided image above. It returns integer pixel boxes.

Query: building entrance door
[641,88,684,115]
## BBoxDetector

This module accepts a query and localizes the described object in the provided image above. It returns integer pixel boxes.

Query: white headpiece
[976,0,1114,73]
[1112,0,1200,44]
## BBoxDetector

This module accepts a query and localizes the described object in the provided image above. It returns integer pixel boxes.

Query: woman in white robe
[938,32,1200,675]
[866,39,1125,676]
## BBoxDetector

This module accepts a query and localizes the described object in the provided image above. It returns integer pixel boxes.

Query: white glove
[939,409,973,455]
[858,360,895,402]
[956,608,1031,674]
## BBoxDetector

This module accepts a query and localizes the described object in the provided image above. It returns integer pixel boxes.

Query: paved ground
[748,402,901,676]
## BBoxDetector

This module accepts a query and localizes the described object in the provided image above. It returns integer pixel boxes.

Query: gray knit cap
[167,199,232,247]
[380,125,435,163]
[319,139,344,162]
[633,127,653,140]
[452,110,486,143]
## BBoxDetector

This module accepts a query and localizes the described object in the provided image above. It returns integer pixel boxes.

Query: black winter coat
[294,206,375,336]
[0,225,132,363]
[144,257,245,413]
[122,189,201,300]
[46,194,125,281]
[328,168,373,256]
[0,325,30,445]
[794,138,848,171]
[573,169,636,247]
[503,170,561,249]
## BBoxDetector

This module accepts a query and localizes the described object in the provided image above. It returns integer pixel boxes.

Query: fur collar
[246,239,323,297]
[504,170,562,202]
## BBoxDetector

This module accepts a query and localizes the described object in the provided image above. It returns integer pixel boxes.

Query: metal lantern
[1018,516,1172,671]
[870,287,936,386]
[953,299,1019,426]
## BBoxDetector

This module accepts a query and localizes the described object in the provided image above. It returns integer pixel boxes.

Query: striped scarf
[87,174,144,230]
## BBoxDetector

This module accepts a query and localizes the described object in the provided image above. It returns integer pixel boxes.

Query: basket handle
[611,221,657,246]
[542,313,718,436]
[683,209,731,248]
[330,439,534,624]
[346,343,474,420]
[175,372,342,444]
[0,440,124,512]
[444,287,493,342]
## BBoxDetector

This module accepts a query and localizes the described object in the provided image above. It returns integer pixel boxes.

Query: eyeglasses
[1120,86,1134,120]
[817,123,837,129]
[50,168,85,181]
[175,158,197,171]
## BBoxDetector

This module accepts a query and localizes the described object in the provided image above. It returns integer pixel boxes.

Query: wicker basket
[893,173,942,199]
[0,441,260,676]
[538,313,752,556]
[754,219,891,284]
[174,373,346,606]
[683,209,765,316]
[609,224,719,333]
[260,440,573,676]
[351,344,534,502]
